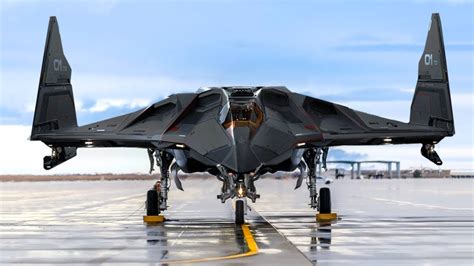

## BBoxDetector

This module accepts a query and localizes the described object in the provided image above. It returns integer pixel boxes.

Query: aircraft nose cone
[222,127,260,173]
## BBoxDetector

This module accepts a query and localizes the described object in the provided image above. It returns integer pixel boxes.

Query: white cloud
[0,125,148,175]
[88,98,150,113]
[25,102,36,113]
[399,88,415,93]
[452,93,474,108]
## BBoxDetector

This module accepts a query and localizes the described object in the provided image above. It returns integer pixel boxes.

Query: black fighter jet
[31,14,454,224]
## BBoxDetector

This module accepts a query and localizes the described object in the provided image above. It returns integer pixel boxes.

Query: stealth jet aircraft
[31,14,454,223]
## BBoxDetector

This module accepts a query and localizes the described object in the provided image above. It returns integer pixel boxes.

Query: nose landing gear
[235,199,245,225]
[216,165,260,224]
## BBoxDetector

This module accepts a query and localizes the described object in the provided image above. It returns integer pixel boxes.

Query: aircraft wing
[290,93,450,147]
[33,93,198,148]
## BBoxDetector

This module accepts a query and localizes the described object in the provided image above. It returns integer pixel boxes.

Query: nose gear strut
[216,164,260,203]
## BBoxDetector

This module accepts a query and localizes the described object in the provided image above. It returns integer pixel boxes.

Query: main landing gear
[144,182,165,223]
[146,182,161,216]
[302,148,337,222]
[319,187,331,214]
[144,150,173,223]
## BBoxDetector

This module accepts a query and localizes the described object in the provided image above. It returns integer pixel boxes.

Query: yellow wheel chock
[143,215,165,223]
[316,213,337,222]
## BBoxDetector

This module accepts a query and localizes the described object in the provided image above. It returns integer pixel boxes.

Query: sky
[0,0,473,174]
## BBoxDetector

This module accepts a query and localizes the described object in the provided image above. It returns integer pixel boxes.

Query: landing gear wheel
[235,200,245,225]
[319,187,331,214]
[146,189,160,216]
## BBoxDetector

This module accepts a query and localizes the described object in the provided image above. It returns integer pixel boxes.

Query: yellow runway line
[161,223,259,264]
[241,224,259,253]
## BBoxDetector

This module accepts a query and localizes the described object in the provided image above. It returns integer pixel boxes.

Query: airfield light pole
[356,163,361,179]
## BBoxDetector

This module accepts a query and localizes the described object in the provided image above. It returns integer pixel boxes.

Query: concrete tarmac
[0,178,473,265]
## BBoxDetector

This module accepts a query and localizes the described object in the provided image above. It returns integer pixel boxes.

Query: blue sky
[0,0,472,174]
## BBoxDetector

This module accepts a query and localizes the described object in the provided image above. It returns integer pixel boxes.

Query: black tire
[146,189,160,216]
[235,200,245,224]
[319,187,331,214]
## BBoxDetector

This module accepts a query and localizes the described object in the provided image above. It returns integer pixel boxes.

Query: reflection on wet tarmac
[145,226,168,260]
[311,223,332,251]
[254,178,474,265]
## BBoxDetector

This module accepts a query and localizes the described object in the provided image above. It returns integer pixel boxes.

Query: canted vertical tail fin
[410,13,454,135]
[31,16,77,140]
[31,17,77,169]
[410,13,455,166]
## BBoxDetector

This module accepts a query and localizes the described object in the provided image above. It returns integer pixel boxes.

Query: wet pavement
[0,178,473,265]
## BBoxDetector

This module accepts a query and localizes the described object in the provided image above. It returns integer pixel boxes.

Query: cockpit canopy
[222,100,264,134]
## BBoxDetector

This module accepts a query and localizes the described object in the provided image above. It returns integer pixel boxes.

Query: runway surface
[1,178,473,265]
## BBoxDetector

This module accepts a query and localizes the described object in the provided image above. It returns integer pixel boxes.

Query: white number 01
[424,54,433,66]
